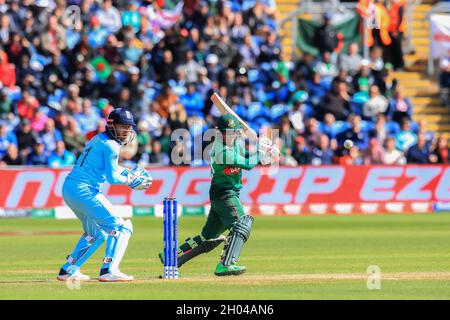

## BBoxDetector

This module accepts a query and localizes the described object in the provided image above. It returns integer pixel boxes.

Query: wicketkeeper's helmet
[106,108,136,145]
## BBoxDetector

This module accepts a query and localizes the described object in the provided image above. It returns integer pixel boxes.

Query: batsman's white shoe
[98,270,134,282]
[56,268,90,281]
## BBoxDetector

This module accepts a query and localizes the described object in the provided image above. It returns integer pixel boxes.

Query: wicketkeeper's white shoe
[57,269,91,281]
[98,270,134,282]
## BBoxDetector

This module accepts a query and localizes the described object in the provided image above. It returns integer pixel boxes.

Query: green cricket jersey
[209,138,258,200]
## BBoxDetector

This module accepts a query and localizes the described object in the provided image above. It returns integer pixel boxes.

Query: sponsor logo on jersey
[223,166,241,175]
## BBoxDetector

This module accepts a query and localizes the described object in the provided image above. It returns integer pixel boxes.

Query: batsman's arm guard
[221,215,254,266]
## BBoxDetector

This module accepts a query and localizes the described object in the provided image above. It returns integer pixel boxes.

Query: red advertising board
[0,166,449,214]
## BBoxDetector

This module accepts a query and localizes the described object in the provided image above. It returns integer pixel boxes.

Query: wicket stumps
[163,197,178,279]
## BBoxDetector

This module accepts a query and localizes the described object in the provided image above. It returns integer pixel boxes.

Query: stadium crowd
[0,0,449,168]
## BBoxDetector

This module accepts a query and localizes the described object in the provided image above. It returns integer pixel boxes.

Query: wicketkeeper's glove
[121,165,153,190]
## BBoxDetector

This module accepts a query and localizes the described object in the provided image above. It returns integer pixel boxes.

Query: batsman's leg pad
[177,234,226,267]
[221,215,254,266]
[63,232,108,274]
[102,219,133,272]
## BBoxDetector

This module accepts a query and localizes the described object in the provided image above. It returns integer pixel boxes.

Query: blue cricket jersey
[66,132,128,191]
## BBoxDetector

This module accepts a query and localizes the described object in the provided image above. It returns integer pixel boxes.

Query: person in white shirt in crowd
[97,0,122,33]
[363,85,388,121]
[141,101,165,138]
[384,137,406,164]
[314,51,338,85]
[176,50,202,83]
[338,42,363,77]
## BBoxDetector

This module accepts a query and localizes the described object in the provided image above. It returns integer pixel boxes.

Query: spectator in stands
[155,49,178,83]
[27,140,48,166]
[362,137,385,164]
[63,117,86,156]
[362,85,389,122]
[372,114,388,145]
[0,13,13,46]
[0,144,24,166]
[333,69,353,92]
[177,50,202,83]
[40,118,63,154]
[292,136,308,165]
[288,100,305,134]
[97,0,122,33]
[244,0,271,35]
[396,119,417,152]
[231,12,251,45]
[15,118,37,158]
[313,13,338,58]
[431,136,449,164]
[42,53,66,96]
[318,79,351,121]
[48,141,76,168]
[0,49,16,89]
[384,136,406,164]
[0,122,17,158]
[22,10,39,43]
[196,67,213,100]
[336,114,369,150]
[99,73,122,102]
[295,52,316,82]
[439,58,450,107]
[40,15,66,56]
[387,87,413,124]
[375,63,398,98]
[406,133,436,164]
[335,145,362,165]
[0,87,11,118]
[314,51,338,85]
[17,90,39,122]
[369,46,384,80]
[87,15,109,49]
[149,140,169,165]
[307,72,328,107]
[279,117,297,154]
[238,34,260,69]
[303,117,322,148]
[307,133,334,165]
[352,59,375,94]
[5,32,31,66]
[338,42,363,77]
[180,82,204,117]
[85,119,106,141]
[258,30,281,64]
[154,84,181,119]
[75,98,101,133]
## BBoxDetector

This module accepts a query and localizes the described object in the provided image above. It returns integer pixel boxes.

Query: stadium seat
[386,121,401,135]
[247,102,269,121]
[360,120,375,133]
[350,92,369,116]
[330,121,350,137]
[270,104,289,123]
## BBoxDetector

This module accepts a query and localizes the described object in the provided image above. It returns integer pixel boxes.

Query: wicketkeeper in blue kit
[57,108,152,282]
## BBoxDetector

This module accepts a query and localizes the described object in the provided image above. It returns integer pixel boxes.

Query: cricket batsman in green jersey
[159,114,279,276]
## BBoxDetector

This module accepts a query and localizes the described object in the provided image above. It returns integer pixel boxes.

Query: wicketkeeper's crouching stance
[159,115,278,276]
[57,108,152,282]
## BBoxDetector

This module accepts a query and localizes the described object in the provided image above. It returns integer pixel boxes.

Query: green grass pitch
[0,214,450,299]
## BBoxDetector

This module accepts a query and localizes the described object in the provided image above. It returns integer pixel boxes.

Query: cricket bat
[210,92,259,140]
